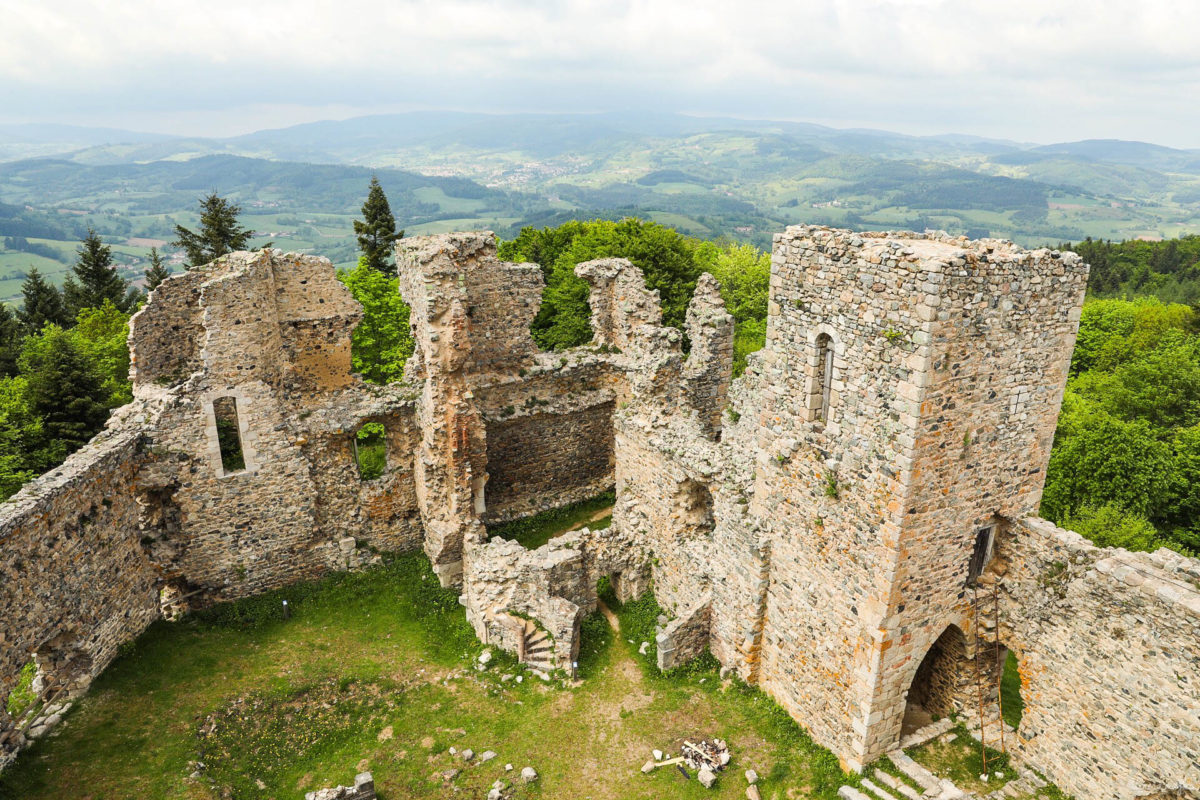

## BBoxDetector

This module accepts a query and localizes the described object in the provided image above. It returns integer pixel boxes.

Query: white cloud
[2,0,1199,145]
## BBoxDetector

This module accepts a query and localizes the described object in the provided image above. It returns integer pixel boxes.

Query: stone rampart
[994,517,1200,800]
[0,419,160,769]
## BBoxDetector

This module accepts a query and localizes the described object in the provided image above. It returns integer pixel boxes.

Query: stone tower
[719,226,1089,768]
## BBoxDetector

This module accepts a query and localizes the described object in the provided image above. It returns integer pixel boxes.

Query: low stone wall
[0,422,160,769]
[462,535,588,670]
[656,592,712,670]
[996,517,1200,800]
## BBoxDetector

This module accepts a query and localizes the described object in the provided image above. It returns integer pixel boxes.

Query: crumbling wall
[683,273,734,438]
[656,592,712,671]
[477,357,618,523]
[993,518,1200,800]
[462,522,648,672]
[398,233,542,585]
[0,424,160,769]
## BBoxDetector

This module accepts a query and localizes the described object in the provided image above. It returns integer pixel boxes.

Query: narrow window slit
[212,396,246,474]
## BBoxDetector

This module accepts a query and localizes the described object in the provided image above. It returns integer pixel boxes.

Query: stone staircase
[838,752,1050,800]
[520,619,555,676]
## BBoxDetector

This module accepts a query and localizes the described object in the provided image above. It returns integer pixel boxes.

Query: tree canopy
[354,176,403,275]
[173,192,254,268]
[337,258,414,384]
[1042,297,1200,554]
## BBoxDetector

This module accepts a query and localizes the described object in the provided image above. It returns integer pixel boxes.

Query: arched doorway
[904,625,969,735]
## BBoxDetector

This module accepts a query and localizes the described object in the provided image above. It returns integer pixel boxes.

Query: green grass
[487,490,615,549]
[0,551,863,800]
[4,661,37,719]
[908,723,1012,795]
[1000,650,1024,729]
[354,422,387,481]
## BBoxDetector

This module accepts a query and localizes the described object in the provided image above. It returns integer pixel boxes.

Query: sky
[2,0,1199,147]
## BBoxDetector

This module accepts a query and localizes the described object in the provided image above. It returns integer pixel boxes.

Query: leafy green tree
[18,325,110,455]
[337,259,414,383]
[144,246,170,291]
[173,193,254,268]
[353,176,403,275]
[696,241,771,375]
[500,219,703,350]
[17,268,68,333]
[72,302,133,407]
[0,377,48,499]
[63,228,135,316]
[0,303,23,378]
[1058,504,1161,552]
[1042,396,1176,525]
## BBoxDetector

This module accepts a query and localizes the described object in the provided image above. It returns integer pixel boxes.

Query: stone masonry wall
[725,226,1089,769]
[485,402,615,522]
[0,422,160,769]
[993,518,1200,800]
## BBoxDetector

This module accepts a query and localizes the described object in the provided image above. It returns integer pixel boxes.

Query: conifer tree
[64,228,133,315]
[353,176,403,275]
[19,325,109,455]
[17,268,68,333]
[145,247,170,291]
[173,193,254,268]
[0,304,22,378]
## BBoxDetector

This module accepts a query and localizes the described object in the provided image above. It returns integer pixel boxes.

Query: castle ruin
[0,226,1196,799]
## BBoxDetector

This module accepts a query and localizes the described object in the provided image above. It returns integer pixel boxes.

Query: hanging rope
[972,584,988,773]
[993,589,1007,755]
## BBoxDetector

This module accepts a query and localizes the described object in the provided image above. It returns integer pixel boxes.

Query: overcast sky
[2,0,1198,147]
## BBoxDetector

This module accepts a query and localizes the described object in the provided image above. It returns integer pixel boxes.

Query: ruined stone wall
[0,423,160,769]
[476,356,619,523]
[303,402,425,556]
[993,518,1200,800]
[130,251,380,600]
[485,402,615,522]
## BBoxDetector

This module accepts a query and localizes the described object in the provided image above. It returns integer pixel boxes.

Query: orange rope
[973,585,988,773]
[994,590,1007,755]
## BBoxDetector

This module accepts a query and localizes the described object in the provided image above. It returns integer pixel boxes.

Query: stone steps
[838,786,874,800]
[861,776,899,800]
[872,769,923,800]
[886,750,942,795]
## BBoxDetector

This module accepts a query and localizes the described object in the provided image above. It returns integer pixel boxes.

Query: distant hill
[1,112,1199,256]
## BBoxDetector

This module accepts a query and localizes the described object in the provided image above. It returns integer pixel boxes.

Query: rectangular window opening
[355,422,387,481]
[966,524,995,585]
[213,396,246,474]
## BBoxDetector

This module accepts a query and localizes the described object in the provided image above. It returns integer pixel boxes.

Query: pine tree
[353,176,403,275]
[17,268,68,333]
[173,193,254,268]
[19,325,110,455]
[0,304,22,378]
[64,228,132,315]
[145,247,170,291]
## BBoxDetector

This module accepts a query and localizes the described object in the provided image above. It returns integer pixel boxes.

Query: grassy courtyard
[0,551,854,800]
